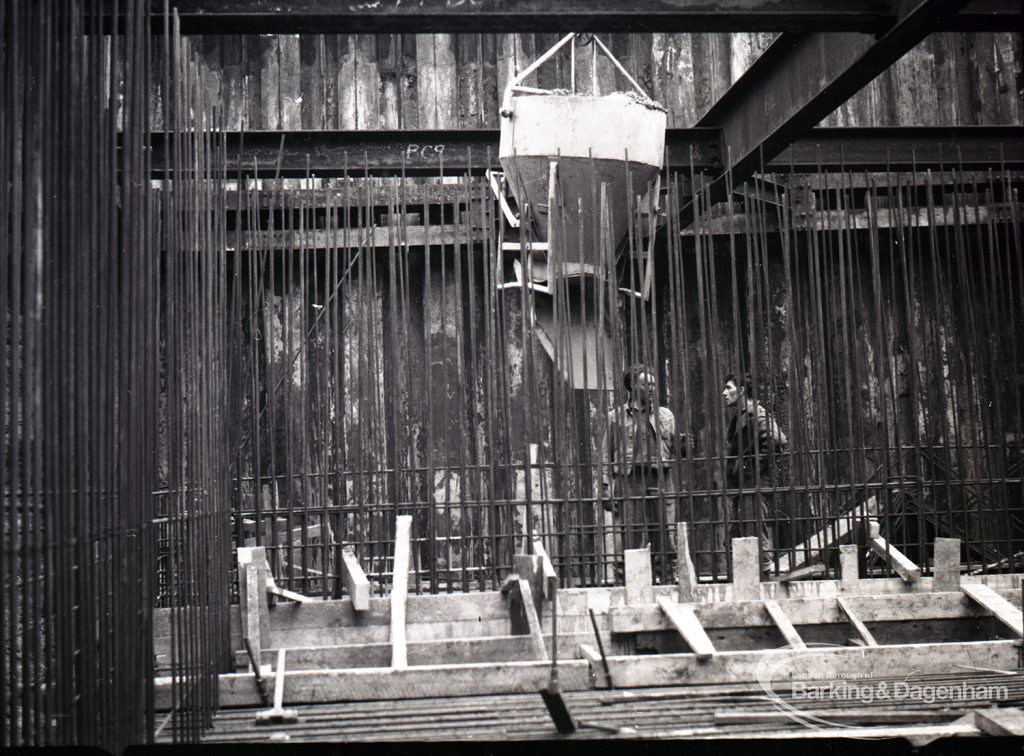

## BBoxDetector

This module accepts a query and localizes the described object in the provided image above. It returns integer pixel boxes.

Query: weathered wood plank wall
[150,32,1023,131]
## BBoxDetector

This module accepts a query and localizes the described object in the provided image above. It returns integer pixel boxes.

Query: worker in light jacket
[722,372,787,577]
[600,364,685,576]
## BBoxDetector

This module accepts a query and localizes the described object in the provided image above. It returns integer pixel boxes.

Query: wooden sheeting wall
[148,32,1023,130]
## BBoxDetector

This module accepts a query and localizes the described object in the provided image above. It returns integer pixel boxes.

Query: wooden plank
[341,546,370,611]
[354,35,381,130]
[390,515,412,669]
[455,33,482,128]
[933,538,962,593]
[713,722,979,741]
[974,707,1024,736]
[656,596,716,660]
[221,35,245,130]
[506,576,533,642]
[238,547,254,630]
[777,497,877,574]
[322,35,342,128]
[868,521,921,583]
[668,33,701,126]
[236,633,600,671]
[530,33,561,92]
[762,599,806,650]
[499,573,518,596]
[417,34,457,129]
[517,577,548,661]
[399,34,419,128]
[840,544,860,591]
[164,641,1017,709]
[433,32,459,128]
[268,584,313,604]
[238,548,268,669]
[337,34,358,129]
[776,563,825,584]
[252,548,272,642]
[265,592,512,635]
[243,36,264,129]
[715,709,968,725]
[479,33,498,129]
[279,34,302,129]
[731,537,761,601]
[243,563,262,662]
[676,522,698,603]
[496,34,523,123]
[577,643,611,688]
[262,555,282,595]
[178,659,594,709]
[962,583,1024,637]
[601,639,1019,689]
[258,34,280,130]
[624,547,653,606]
[513,554,544,618]
[250,574,1024,638]
[503,581,528,635]
[532,538,557,600]
[273,649,287,710]
[298,35,324,129]
[836,596,878,646]
[609,591,995,634]
[377,35,402,130]
[283,583,1020,649]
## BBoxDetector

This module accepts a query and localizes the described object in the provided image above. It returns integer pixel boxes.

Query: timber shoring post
[391,515,412,669]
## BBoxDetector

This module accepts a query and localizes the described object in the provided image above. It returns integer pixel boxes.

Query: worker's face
[722,380,741,408]
[633,372,657,406]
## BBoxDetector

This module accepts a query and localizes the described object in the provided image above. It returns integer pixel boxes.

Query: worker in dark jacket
[722,372,787,576]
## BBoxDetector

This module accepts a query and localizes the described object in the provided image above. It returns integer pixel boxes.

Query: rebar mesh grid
[216,159,1024,597]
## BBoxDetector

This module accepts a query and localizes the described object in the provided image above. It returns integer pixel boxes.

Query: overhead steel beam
[146,127,1024,177]
[770,127,1024,172]
[152,129,719,177]
[684,0,979,223]
[148,128,718,176]
[122,0,1017,34]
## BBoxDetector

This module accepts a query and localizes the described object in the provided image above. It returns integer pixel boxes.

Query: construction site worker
[722,372,787,577]
[600,364,684,577]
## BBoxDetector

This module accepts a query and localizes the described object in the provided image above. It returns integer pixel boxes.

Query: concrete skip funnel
[495,35,667,391]
[498,33,667,276]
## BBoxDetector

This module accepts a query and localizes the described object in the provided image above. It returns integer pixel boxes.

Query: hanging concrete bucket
[498,33,667,278]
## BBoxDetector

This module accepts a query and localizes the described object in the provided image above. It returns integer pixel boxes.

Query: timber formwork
[154,522,1024,742]
[186,676,1024,743]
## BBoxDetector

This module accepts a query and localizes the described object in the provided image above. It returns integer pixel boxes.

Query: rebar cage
[213,162,1024,598]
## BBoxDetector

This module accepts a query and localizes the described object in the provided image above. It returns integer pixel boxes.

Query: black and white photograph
[2,0,1023,751]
